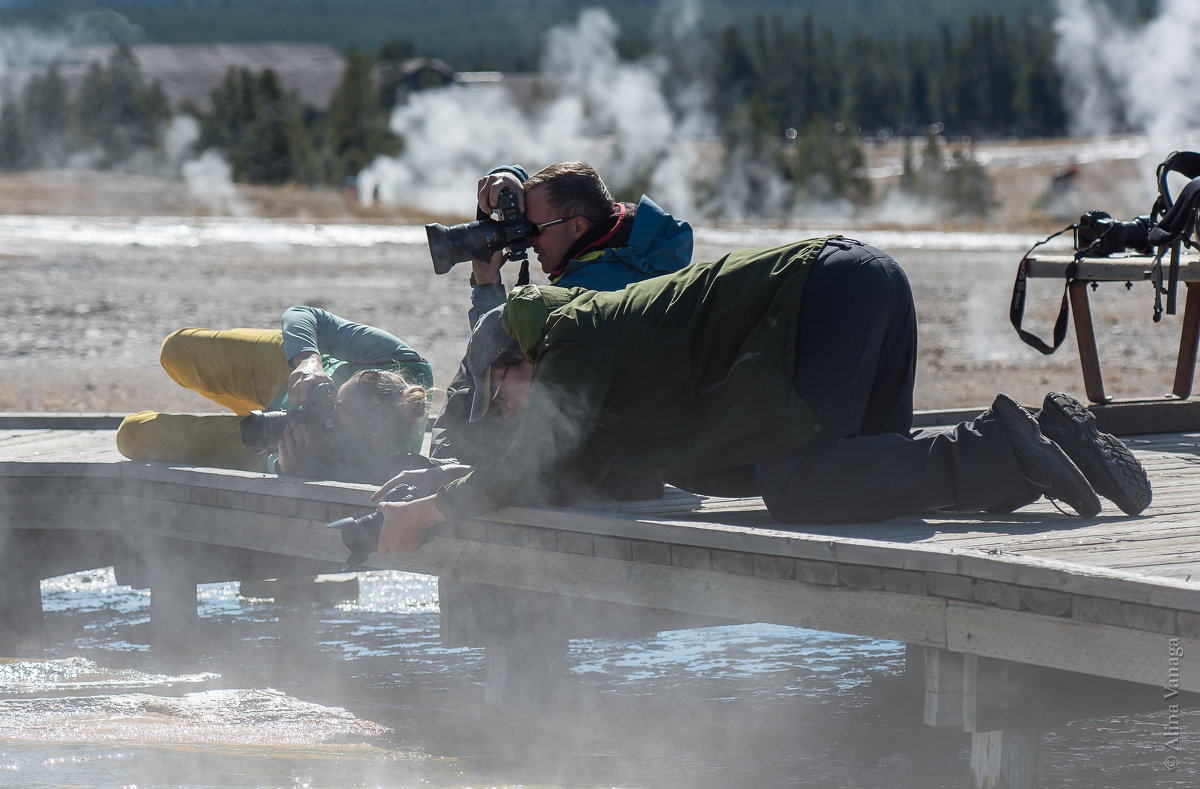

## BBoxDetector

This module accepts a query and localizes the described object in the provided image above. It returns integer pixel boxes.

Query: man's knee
[756,452,823,523]
[761,484,854,524]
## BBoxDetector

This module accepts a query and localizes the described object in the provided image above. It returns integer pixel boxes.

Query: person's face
[524,185,590,275]
[489,357,534,420]
[335,383,379,445]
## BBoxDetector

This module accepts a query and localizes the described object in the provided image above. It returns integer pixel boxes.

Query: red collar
[547,203,626,281]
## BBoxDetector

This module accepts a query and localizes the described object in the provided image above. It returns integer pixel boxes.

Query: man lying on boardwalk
[370,236,1153,554]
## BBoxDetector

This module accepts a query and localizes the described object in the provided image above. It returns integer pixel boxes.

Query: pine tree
[0,96,33,171]
[784,118,871,207]
[196,65,318,185]
[376,39,417,110]
[72,45,169,168]
[22,64,70,166]
[324,48,388,183]
[943,146,998,217]
[200,66,258,154]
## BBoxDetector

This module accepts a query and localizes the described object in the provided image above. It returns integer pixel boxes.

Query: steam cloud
[1053,0,1200,213]
[1056,0,1200,140]
[361,0,1200,225]
[357,3,711,220]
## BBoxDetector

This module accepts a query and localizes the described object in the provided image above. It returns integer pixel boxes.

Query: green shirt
[436,237,835,520]
[270,307,434,476]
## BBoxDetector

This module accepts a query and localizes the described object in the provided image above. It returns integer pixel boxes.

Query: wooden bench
[1023,254,1200,403]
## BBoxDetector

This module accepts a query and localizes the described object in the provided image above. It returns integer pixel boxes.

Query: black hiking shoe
[1037,392,1152,516]
[990,393,1101,519]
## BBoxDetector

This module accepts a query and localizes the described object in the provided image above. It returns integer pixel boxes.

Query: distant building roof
[45,42,347,110]
[376,56,456,105]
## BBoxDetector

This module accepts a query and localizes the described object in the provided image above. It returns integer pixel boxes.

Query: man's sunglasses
[532,215,601,235]
[492,363,512,406]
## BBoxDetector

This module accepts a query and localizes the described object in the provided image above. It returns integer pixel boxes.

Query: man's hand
[376,495,447,555]
[477,172,525,215]
[373,463,473,499]
[471,249,507,286]
[472,172,525,286]
[287,350,336,403]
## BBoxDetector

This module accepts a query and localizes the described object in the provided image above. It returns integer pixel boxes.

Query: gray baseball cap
[465,305,524,422]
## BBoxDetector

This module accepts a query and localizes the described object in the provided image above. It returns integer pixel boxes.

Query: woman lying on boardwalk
[116,306,433,483]
[371,237,1153,554]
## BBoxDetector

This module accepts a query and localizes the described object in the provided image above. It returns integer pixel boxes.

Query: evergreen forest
[0,1,1145,217]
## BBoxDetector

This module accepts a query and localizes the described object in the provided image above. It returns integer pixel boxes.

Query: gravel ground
[0,168,1188,417]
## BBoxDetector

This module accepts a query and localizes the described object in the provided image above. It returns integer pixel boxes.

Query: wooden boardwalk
[3,413,1199,787]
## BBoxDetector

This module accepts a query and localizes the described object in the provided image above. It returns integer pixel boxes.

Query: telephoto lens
[325,483,418,569]
[425,188,532,274]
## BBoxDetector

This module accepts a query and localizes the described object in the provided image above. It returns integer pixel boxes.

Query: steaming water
[6,569,922,788]
[5,566,1195,788]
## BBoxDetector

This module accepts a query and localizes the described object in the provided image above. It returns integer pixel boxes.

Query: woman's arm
[281,306,423,366]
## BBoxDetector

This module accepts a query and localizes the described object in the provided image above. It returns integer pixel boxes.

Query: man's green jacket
[436,236,836,521]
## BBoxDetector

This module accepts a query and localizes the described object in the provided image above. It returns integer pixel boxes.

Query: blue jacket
[467,165,693,327]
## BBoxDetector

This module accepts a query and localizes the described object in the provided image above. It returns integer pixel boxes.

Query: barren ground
[0,152,1188,419]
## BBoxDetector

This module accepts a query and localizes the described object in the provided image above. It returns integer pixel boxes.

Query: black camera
[425,188,534,275]
[1076,210,1154,257]
[325,483,418,569]
[240,380,337,456]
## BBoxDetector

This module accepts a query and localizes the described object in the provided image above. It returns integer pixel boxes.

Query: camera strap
[1149,151,1200,237]
[1148,151,1200,318]
[1009,226,1075,354]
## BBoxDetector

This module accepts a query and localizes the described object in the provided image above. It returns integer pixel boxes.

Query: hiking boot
[990,393,1101,519]
[1037,392,1152,516]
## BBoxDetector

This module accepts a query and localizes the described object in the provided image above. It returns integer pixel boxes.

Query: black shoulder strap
[1009,227,1075,355]
[1152,151,1200,214]
[1146,151,1200,318]
[1149,150,1200,245]
[1149,178,1200,248]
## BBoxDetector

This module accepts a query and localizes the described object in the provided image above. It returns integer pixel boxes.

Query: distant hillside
[1,0,1056,70]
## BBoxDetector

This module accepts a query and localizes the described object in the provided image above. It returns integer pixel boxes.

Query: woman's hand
[275,422,319,477]
[376,496,446,555]
[286,351,336,403]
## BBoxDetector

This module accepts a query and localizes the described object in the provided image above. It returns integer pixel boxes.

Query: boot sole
[992,394,1100,519]
[1039,392,1152,516]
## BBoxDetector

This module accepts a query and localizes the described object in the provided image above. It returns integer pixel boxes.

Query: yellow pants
[116,327,291,471]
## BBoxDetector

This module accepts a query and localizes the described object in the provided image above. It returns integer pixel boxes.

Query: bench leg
[1172,282,1200,399]
[1068,281,1110,404]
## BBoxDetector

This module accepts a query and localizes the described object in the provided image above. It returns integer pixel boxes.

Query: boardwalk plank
[9,426,1200,631]
[946,603,1200,690]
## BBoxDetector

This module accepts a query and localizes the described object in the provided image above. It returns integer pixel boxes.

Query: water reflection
[3,568,1195,788]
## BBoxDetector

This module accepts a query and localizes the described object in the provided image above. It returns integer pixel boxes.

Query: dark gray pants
[756,239,1030,524]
